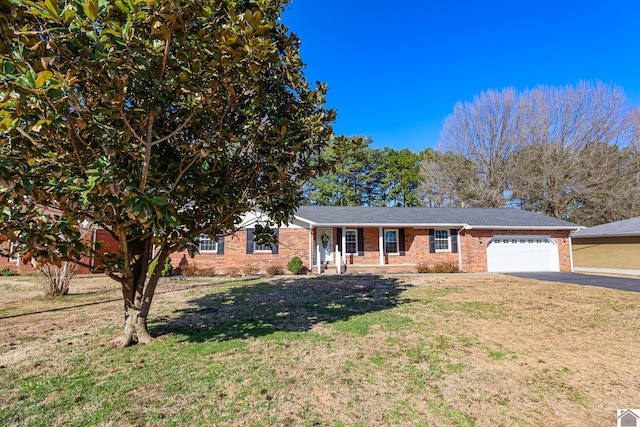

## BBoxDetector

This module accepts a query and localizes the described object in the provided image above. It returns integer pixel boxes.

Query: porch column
[379,227,385,265]
[316,230,322,274]
[308,226,314,275]
[341,227,347,264]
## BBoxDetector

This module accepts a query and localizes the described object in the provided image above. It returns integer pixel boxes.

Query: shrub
[161,257,173,277]
[286,256,303,275]
[416,262,460,274]
[0,268,18,276]
[242,266,259,276]
[39,261,77,296]
[266,265,284,276]
[181,264,216,277]
[225,267,240,277]
[416,264,431,274]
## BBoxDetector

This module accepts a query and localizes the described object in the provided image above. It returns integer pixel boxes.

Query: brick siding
[169,227,311,275]
[174,226,573,275]
[0,229,120,274]
[460,229,572,272]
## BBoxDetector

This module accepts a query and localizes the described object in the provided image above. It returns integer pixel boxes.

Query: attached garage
[486,235,560,272]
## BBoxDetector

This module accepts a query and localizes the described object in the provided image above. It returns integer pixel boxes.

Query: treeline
[303,82,640,226]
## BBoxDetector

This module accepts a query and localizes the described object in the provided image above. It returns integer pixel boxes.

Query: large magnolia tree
[0,0,334,347]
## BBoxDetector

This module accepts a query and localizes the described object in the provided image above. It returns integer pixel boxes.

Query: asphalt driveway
[506,272,640,292]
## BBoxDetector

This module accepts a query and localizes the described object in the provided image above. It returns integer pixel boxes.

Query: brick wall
[460,229,572,272]
[338,227,458,268]
[0,228,120,274]
[169,227,311,275]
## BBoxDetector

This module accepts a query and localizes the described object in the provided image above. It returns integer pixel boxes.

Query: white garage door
[486,235,560,272]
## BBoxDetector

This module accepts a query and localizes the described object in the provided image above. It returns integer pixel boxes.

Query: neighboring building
[571,216,640,275]
[0,228,119,274]
[170,206,581,275]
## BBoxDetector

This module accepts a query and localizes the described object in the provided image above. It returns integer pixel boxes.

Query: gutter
[294,216,581,232]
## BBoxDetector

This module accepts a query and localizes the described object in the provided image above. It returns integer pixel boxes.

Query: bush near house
[266,265,285,276]
[242,266,259,276]
[181,264,217,277]
[287,257,304,275]
[416,262,460,274]
[0,268,18,276]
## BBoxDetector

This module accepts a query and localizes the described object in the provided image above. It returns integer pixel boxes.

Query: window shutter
[399,228,406,256]
[271,229,279,254]
[336,228,342,252]
[429,229,435,253]
[357,228,364,256]
[450,229,458,253]
[217,236,225,255]
[246,229,254,254]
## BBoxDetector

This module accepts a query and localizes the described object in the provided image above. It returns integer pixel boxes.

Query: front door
[318,228,333,263]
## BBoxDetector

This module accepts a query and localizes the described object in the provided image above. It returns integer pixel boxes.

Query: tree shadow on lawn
[149,275,413,342]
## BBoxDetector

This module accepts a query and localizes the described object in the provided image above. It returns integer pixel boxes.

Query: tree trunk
[113,241,169,348]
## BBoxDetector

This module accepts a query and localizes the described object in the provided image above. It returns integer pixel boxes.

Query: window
[254,242,272,252]
[384,229,398,254]
[434,229,450,251]
[345,229,357,254]
[198,235,218,252]
[246,228,278,254]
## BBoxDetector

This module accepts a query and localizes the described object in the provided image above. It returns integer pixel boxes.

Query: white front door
[318,228,333,263]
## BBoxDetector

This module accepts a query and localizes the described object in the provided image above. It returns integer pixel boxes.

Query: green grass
[1,274,637,426]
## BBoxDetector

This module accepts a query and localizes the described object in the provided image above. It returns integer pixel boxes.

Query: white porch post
[316,231,322,274]
[379,227,385,265]
[336,244,341,274]
[308,226,314,274]
[341,227,346,264]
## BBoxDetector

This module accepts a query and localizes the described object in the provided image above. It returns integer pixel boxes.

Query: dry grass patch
[1,273,640,426]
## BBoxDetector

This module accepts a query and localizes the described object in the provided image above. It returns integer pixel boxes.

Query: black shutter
[357,228,364,256]
[271,229,279,254]
[336,228,342,253]
[450,229,458,253]
[399,228,406,256]
[246,229,254,254]
[217,236,225,255]
[429,229,435,253]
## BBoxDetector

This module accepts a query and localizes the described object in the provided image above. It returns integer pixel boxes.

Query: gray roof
[571,216,640,238]
[294,206,580,230]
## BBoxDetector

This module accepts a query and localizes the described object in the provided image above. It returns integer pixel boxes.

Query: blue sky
[281,0,640,152]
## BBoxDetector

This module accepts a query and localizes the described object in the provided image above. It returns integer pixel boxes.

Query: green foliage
[286,256,303,275]
[161,257,173,277]
[0,268,18,276]
[303,137,426,207]
[0,0,334,341]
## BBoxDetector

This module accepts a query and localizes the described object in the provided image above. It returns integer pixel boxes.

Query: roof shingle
[294,206,580,229]
[571,216,640,238]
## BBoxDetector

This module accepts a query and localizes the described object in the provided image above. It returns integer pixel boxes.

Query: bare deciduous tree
[438,87,526,207]
[430,81,640,224]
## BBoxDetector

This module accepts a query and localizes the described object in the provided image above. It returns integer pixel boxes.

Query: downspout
[568,233,574,273]
[90,229,97,268]
[378,227,384,265]
[457,226,465,272]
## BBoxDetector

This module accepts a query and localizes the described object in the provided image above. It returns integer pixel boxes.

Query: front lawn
[1,273,639,426]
